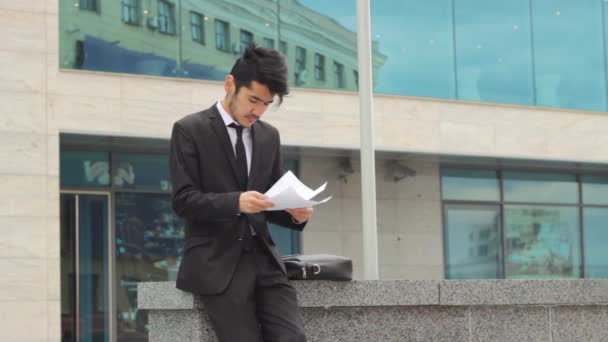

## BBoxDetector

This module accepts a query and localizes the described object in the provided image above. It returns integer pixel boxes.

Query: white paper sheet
[264,171,332,211]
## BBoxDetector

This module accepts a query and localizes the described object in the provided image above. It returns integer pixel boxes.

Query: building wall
[1,1,608,340]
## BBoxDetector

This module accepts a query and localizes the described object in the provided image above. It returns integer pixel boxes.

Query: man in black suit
[170,45,313,341]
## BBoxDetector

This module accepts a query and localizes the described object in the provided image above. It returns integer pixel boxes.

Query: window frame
[190,11,205,44]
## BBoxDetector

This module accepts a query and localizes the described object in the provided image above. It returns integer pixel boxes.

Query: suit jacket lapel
[209,106,242,188]
[248,123,264,190]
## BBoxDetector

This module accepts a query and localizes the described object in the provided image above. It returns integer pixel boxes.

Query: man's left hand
[286,207,314,224]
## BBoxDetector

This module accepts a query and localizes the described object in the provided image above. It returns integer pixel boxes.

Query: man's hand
[239,191,274,214]
[286,207,314,224]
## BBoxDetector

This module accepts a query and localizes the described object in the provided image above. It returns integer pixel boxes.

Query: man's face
[224,76,274,128]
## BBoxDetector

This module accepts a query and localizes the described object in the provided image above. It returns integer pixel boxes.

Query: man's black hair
[229,44,289,104]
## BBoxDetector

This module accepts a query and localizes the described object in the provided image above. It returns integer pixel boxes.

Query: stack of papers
[264,171,332,211]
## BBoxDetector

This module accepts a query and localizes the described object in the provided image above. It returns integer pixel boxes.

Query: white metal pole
[356,0,379,280]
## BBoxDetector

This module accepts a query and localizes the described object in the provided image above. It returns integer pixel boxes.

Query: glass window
[215,19,230,51]
[503,172,578,204]
[79,0,98,12]
[371,0,454,98]
[532,0,606,111]
[240,30,254,52]
[583,208,608,278]
[112,153,171,191]
[190,12,205,44]
[279,41,287,55]
[122,0,139,25]
[314,53,325,81]
[454,0,533,105]
[445,204,501,279]
[441,169,499,201]
[157,0,175,35]
[263,37,275,49]
[61,151,110,188]
[295,46,307,85]
[504,205,581,279]
[334,61,344,88]
[114,193,184,340]
[353,69,359,89]
[582,175,608,205]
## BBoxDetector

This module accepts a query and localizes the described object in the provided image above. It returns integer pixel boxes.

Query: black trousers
[200,237,307,342]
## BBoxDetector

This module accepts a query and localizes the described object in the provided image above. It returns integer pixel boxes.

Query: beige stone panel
[377,96,442,122]
[545,115,608,162]
[399,233,444,266]
[47,216,60,259]
[47,300,60,342]
[47,135,59,177]
[191,81,224,106]
[322,111,359,147]
[46,13,58,54]
[0,259,46,301]
[0,301,46,341]
[376,199,398,234]
[377,116,440,153]
[439,121,496,155]
[340,170,362,199]
[305,197,341,233]
[122,76,193,104]
[47,0,58,14]
[121,100,199,138]
[0,175,47,216]
[395,169,441,201]
[379,264,443,280]
[0,217,47,258]
[340,198,363,232]
[47,258,59,301]
[377,233,402,265]
[321,92,359,116]
[47,54,122,98]
[0,91,46,134]
[375,170,398,200]
[47,176,59,218]
[341,232,363,279]
[0,0,45,12]
[264,110,325,147]
[281,90,326,113]
[396,199,442,234]
[0,132,46,175]
[301,231,343,256]
[0,51,46,92]
[47,94,122,134]
[0,9,46,52]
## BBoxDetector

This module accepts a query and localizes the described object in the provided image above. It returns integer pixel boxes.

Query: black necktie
[228,123,248,190]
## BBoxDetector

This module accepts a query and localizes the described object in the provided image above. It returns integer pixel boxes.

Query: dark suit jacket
[170,104,305,295]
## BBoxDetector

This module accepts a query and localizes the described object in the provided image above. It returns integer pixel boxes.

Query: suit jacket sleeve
[265,129,307,231]
[170,122,241,222]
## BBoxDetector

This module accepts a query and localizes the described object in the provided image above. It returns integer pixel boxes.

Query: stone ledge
[138,279,608,310]
[439,279,608,305]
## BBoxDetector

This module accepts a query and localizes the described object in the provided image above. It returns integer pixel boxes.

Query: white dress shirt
[216,101,252,175]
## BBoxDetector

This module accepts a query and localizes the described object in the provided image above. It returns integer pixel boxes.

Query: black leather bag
[281,254,352,281]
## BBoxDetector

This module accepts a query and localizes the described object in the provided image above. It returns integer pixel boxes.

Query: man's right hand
[239,191,274,213]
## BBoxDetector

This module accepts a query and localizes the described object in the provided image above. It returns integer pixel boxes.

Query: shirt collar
[216,100,240,128]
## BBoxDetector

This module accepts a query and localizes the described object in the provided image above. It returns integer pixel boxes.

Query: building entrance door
[60,192,113,342]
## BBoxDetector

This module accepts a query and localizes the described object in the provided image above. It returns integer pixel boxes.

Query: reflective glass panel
[79,194,111,342]
[504,205,581,278]
[532,0,606,111]
[584,208,608,278]
[115,192,185,341]
[445,204,501,279]
[371,0,454,98]
[503,172,578,204]
[61,151,110,188]
[454,0,533,105]
[441,169,499,201]
[112,153,171,191]
[582,175,608,205]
